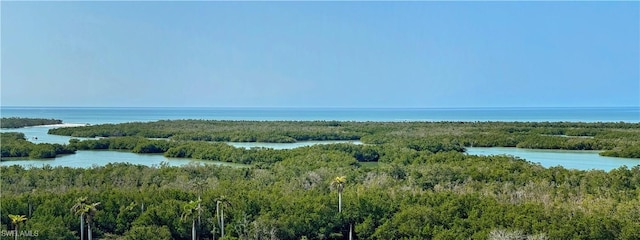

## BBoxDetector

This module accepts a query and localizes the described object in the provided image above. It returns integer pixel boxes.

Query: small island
[49,120,640,159]
[1,117,63,128]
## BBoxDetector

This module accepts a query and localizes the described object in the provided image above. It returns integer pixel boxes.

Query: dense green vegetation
[49,120,362,142]
[2,150,639,239]
[1,132,75,159]
[2,120,639,238]
[49,120,640,158]
[1,117,62,128]
[601,144,640,158]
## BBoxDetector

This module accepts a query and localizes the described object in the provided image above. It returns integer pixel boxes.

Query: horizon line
[1,105,638,109]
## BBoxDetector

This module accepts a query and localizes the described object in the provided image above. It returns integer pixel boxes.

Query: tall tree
[182,199,202,240]
[71,197,100,240]
[191,178,206,227]
[8,214,27,240]
[331,176,347,213]
[71,197,88,240]
[85,202,100,240]
[215,196,231,239]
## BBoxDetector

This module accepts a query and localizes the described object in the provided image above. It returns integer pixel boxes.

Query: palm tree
[331,176,346,213]
[182,199,202,240]
[85,202,100,240]
[71,197,100,240]
[71,197,88,240]
[8,214,27,240]
[191,178,206,227]
[215,196,231,239]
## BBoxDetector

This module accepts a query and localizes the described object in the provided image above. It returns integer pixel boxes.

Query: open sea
[1,106,638,124]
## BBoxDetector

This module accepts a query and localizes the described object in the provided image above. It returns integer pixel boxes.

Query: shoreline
[36,123,90,128]
[19,123,89,129]
[1,123,89,130]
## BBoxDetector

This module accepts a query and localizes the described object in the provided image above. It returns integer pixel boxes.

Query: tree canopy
[1,120,639,239]
[1,151,639,239]
[1,117,62,128]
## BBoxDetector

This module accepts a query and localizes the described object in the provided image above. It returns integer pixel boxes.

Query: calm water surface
[0,124,361,168]
[466,147,639,171]
[0,124,91,144]
[227,140,361,150]
[1,151,245,169]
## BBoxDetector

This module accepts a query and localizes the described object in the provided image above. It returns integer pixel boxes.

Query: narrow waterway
[0,150,247,169]
[3,125,638,170]
[1,125,362,168]
[466,147,639,171]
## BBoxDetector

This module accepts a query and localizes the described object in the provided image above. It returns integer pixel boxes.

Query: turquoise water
[0,150,246,169]
[227,140,361,150]
[0,124,360,168]
[0,124,92,144]
[0,141,358,169]
[466,147,639,171]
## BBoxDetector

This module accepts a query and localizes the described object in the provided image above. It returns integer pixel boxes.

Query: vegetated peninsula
[48,120,640,159]
[0,117,62,128]
[1,132,75,159]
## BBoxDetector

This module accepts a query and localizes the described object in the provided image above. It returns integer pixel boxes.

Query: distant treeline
[49,120,640,158]
[1,132,75,159]
[1,117,62,128]
[49,120,361,142]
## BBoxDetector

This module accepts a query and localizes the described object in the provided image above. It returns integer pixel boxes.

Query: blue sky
[2,1,638,108]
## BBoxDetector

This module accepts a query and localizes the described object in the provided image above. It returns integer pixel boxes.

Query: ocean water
[0,106,638,124]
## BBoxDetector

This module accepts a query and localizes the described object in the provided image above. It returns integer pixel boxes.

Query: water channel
[2,125,638,171]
